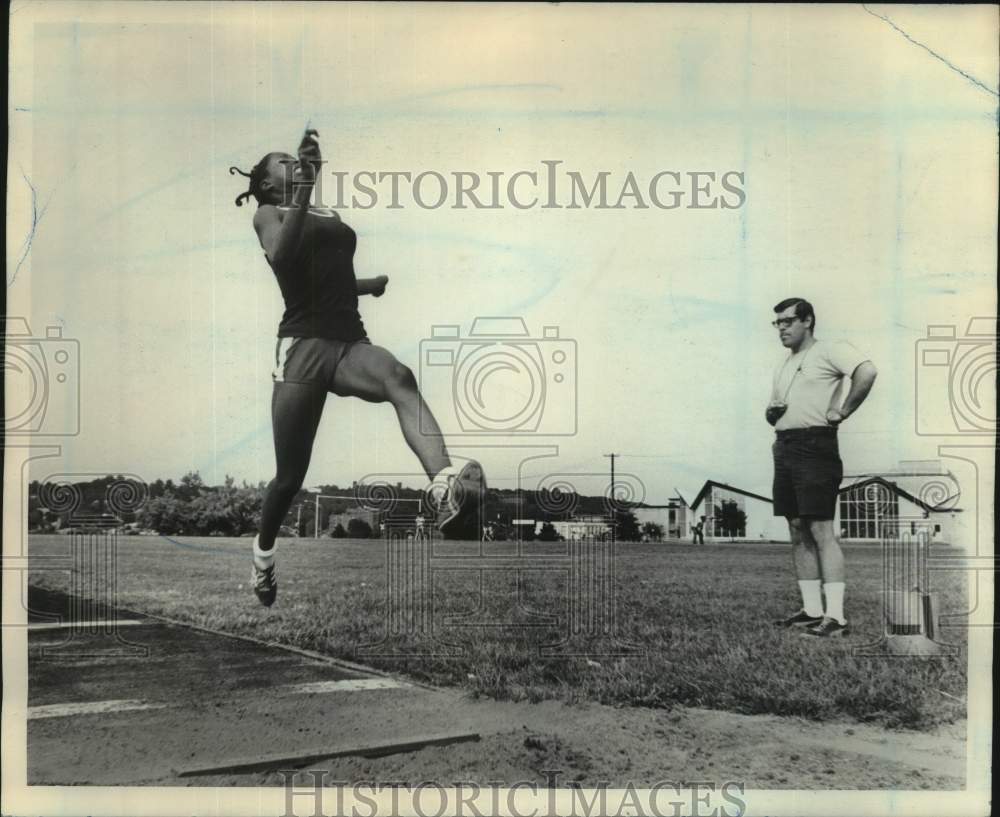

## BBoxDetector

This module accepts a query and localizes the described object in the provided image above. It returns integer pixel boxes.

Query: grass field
[27,534,968,730]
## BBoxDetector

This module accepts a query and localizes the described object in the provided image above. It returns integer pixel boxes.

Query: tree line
[27,473,671,541]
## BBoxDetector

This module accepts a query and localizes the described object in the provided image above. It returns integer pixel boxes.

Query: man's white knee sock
[798,579,823,617]
[824,582,846,624]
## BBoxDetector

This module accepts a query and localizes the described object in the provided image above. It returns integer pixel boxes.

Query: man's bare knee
[790,517,819,547]
[808,518,837,546]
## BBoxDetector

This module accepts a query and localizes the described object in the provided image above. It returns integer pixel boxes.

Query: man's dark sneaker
[435,460,486,538]
[801,617,851,638]
[773,609,824,628]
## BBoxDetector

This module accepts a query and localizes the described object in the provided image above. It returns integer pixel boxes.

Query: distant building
[688,481,785,542]
[513,516,611,540]
[682,460,967,546]
[838,460,966,545]
[554,515,612,540]
[633,494,689,539]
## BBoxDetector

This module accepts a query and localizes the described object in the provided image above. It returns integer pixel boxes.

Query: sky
[7,2,998,505]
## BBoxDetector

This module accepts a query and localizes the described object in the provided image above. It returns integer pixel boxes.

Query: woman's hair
[229,152,281,207]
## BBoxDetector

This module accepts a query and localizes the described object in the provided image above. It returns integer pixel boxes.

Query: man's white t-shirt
[771,339,868,431]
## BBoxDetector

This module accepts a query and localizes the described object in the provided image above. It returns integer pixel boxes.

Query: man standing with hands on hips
[767,298,878,638]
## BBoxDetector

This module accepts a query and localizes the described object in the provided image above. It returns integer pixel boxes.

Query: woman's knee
[385,361,417,398]
[268,473,304,500]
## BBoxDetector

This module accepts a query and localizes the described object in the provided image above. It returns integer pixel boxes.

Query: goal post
[313,494,424,538]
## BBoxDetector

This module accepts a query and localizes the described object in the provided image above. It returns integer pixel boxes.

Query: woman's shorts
[772,426,843,520]
[272,336,371,391]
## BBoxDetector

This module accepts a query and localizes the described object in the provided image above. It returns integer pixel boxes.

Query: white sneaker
[433,461,486,537]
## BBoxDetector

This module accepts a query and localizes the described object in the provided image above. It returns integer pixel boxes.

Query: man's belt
[775,426,838,439]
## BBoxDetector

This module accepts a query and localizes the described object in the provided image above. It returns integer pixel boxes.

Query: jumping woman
[230,128,485,607]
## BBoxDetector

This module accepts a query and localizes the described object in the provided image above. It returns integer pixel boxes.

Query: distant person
[231,129,485,607]
[692,517,705,545]
[767,297,877,638]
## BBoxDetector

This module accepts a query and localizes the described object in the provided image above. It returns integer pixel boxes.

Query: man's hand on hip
[826,407,847,426]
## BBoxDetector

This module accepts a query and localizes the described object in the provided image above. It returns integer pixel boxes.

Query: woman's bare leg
[259,382,327,550]
[332,343,450,480]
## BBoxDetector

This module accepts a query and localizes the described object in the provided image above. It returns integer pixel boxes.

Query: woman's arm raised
[253,129,321,269]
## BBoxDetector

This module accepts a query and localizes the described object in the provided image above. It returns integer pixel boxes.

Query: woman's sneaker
[433,460,486,538]
[251,535,277,607]
[252,563,277,607]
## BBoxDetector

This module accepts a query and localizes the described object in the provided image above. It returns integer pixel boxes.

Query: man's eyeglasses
[771,317,800,329]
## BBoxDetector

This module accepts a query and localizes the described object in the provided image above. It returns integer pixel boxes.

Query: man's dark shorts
[772,427,842,519]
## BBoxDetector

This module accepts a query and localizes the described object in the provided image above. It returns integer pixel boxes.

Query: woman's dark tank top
[267,207,367,341]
